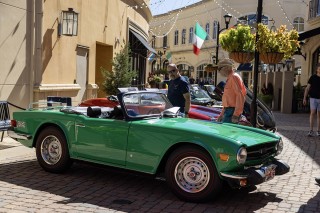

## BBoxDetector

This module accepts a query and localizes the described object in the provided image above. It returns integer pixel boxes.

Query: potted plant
[204,64,218,72]
[256,24,299,64]
[219,24,255,63]
[101,43,137,95]
[258,82,274,108]
[148,74,162,88]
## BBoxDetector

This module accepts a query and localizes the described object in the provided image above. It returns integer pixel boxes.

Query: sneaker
[317,131,320,136]
[308,130,314,137]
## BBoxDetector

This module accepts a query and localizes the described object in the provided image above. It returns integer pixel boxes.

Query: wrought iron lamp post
[214,13,233,85]
[158,47,167,70]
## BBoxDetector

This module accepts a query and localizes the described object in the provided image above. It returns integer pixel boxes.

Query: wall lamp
[58,8,78,36]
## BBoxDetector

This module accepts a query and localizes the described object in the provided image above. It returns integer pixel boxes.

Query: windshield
[122,92,173,117]
[206,85,215,93]
[190,85,211,99]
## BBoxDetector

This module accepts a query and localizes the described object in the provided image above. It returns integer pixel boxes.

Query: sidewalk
[1,111,319,213]
[0,132,34,161]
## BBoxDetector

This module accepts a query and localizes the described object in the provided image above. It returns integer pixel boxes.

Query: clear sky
[150,0,202,16]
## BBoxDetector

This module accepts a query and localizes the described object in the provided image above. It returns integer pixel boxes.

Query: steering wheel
[147,108,161,114]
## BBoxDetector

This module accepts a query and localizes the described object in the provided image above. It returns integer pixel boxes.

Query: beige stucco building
[0,0,153,110]
[298,0,320,83]
[149,0,308,112]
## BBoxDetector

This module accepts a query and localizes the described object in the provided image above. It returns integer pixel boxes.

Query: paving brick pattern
[0,112,319,212]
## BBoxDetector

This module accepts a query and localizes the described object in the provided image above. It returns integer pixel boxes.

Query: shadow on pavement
[0,159,285,212]
[298,188,320,212]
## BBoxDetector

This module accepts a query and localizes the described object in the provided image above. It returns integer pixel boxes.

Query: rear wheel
[36,127,72,173]
[165,145,222,202]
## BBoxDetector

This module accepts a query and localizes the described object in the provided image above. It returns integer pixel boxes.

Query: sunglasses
[168,69,176,74]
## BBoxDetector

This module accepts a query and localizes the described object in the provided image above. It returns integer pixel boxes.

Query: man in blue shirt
[167,64,191,116]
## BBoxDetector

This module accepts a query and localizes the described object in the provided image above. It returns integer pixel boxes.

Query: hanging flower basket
[229,52,254,64]
[260,52,284,64]
[204,64,218,72]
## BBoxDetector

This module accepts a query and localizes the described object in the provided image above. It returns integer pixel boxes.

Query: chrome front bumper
[220,160,290,187]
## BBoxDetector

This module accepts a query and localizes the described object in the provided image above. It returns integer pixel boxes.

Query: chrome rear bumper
[7,130,32,140]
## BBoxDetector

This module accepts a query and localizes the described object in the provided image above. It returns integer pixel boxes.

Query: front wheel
[36,127,72,173]
[165,145,222,202]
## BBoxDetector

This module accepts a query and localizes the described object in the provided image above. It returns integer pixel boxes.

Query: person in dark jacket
[167,64,191,116]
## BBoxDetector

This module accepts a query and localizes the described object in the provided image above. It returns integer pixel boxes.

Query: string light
[150,0,199,38]
[276,0,293,27]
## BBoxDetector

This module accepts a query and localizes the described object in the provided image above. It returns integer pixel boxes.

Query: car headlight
[275,138,283,155]
[237,147,247,164]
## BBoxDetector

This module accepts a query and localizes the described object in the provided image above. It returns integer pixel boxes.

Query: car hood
[133,117,279,147]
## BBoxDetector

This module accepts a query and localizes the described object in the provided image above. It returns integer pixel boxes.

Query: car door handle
[76,123,85,127]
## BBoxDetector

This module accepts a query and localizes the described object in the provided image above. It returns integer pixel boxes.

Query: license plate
[261,164,277,181]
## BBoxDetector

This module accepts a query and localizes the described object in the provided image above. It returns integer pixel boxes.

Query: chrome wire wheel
[174,157,210,193]
[41,135,62,165]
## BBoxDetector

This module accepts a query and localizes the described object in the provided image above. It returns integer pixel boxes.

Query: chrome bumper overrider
[220,160,290,186]
[7,130,32,140]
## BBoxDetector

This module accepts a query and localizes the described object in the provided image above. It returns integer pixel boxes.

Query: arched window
[163,59,169,70]
[151,60,157,73]
[213,21,218,39]
[189,27,194,43]
[177,64,192,77]
[174,30,179,45]
[182,29,186,44]
[197,64,214,84]
[293,17,304,32]
[205,23,210,40]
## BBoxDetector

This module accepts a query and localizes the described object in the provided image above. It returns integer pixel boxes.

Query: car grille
[246,142,277,161]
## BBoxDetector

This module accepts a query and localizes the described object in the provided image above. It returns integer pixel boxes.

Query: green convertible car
[8,90,289,202]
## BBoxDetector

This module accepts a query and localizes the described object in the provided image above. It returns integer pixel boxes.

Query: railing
[0,101,26,142]
[0,102,11,142]
[309,0,320,19]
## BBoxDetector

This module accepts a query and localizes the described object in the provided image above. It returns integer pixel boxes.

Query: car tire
[36,127,72,173]
[165,145,222,202]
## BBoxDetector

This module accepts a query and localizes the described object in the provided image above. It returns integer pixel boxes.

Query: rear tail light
[11,120,17,127]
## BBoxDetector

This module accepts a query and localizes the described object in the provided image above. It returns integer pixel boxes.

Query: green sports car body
[8,91,289,202]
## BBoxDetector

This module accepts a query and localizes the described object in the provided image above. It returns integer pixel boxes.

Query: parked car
[8,90,289,202]
[203,82,276,131]
[203,84,222,101]
[80,93,220,121]
[189,84,216,106]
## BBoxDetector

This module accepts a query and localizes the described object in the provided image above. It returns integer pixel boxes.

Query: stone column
[266,71,274,109]
[281,71,294,113]
[258,72,266,94]
[273,71,282,111]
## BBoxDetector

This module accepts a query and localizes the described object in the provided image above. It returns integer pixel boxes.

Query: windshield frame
[118,91,174,120]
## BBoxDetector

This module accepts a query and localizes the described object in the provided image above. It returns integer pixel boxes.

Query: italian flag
[166,52,172,63]
[193,22,207,55]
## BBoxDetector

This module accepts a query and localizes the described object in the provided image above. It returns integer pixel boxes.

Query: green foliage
[256,24,299,59]
[220,25,255,52]
[101,43,137,95]
[258,94,273,107]
[148,74,162,84]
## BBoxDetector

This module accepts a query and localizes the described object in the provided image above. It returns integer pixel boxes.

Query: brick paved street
[0,112,320,213]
